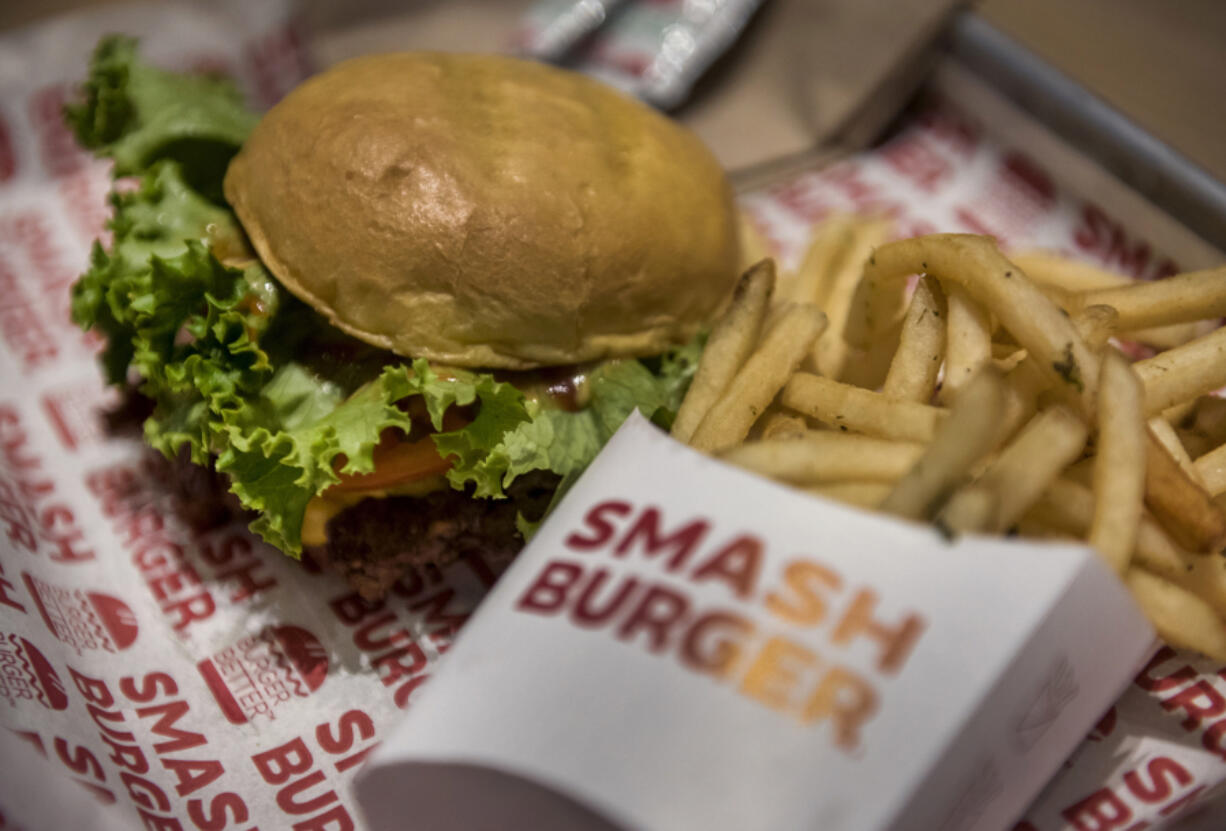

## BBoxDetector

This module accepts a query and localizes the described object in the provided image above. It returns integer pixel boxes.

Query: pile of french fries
[675,214,1226,660]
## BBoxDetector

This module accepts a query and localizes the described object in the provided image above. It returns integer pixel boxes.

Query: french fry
[720,432,925,484]
[838,325,903,390]
[761,297,792,333]
[1195,397,1226,438]
[964,306,1084,445]
[990,341,1023,358]
[936,485,997,536]
[1179,427,1218,461]
[1061,454,1096,486]
[881,276,946,402]
[1175,401,1216,459]
[757,408,808,440]
[1144,429,1226,554]
[813,218,892,379]
[1026,478,1226,613]
[1123,524,1226,615]
[672,260,776,442]
[1126,569,1226,663]
[1090,353,1147,573]
[780,373,947,443]
[1072,304,1119,351]
[738,211,774,272]
[1053,493,1145,550]
[964,490,1226,655]
[1012,250,1204,348]
[1183,396,1226,459]
[843,232,908,352]
[1014,515,1066,542]
[1163,399,1199,428]
[690,303,827,453]
[966,404,1089,533]
[1148,416,1204,486]
[1008,251,1133,292]
[1073,266,1226,330]
[862,235,1100,415]
[1134,326,1226,416]
[991,343,1028,373]
[1124,322,1213,351]
[783,214,856,306]
[939,287,992,405]
[806,481,894,510]
[1009,296,1109,413]
[1023,476,1097,535]
[995,355,1048,442]
[880,367,1009,521]
[1129,519,1226,615]
[1194,443,1226,497]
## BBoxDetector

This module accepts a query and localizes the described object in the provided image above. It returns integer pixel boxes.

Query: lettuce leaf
[65,35,257,198]
[440,345,703,501]
[67,37,702,556]
[215,361,531,553]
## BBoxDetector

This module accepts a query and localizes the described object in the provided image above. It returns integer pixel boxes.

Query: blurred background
[3,0,1225,183]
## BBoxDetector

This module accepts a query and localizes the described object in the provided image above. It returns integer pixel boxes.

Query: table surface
[979,0,1226,186]
[5,0,1224,184]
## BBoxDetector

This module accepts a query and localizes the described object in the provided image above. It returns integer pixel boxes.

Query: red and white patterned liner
[0,2,1222,829]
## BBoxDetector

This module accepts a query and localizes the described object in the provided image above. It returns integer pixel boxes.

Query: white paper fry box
[356,412,1155,831]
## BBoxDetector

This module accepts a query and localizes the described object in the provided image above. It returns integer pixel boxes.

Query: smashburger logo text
[515,499,927,751]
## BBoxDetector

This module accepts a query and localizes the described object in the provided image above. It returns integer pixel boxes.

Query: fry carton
[357,413,1154,831]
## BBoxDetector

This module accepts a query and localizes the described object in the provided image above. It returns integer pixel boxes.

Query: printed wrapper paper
[1,2,1226,830]
[357,412,1155,831]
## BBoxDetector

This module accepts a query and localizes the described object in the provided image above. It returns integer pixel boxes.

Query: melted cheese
[301,474,449,547]
[300,365,590,547]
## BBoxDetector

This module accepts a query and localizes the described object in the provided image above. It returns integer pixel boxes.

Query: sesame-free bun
[223,52,739,369]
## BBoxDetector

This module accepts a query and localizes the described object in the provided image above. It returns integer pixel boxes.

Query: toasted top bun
[224,52,740,369]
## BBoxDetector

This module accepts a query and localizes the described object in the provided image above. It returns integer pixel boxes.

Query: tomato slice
[329,406,469,493]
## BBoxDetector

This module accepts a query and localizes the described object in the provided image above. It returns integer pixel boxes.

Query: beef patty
[308,473,559,599]
[121,390,557,599]
[147,441,556,599]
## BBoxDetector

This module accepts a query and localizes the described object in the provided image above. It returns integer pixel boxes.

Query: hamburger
[67,39,739,597]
